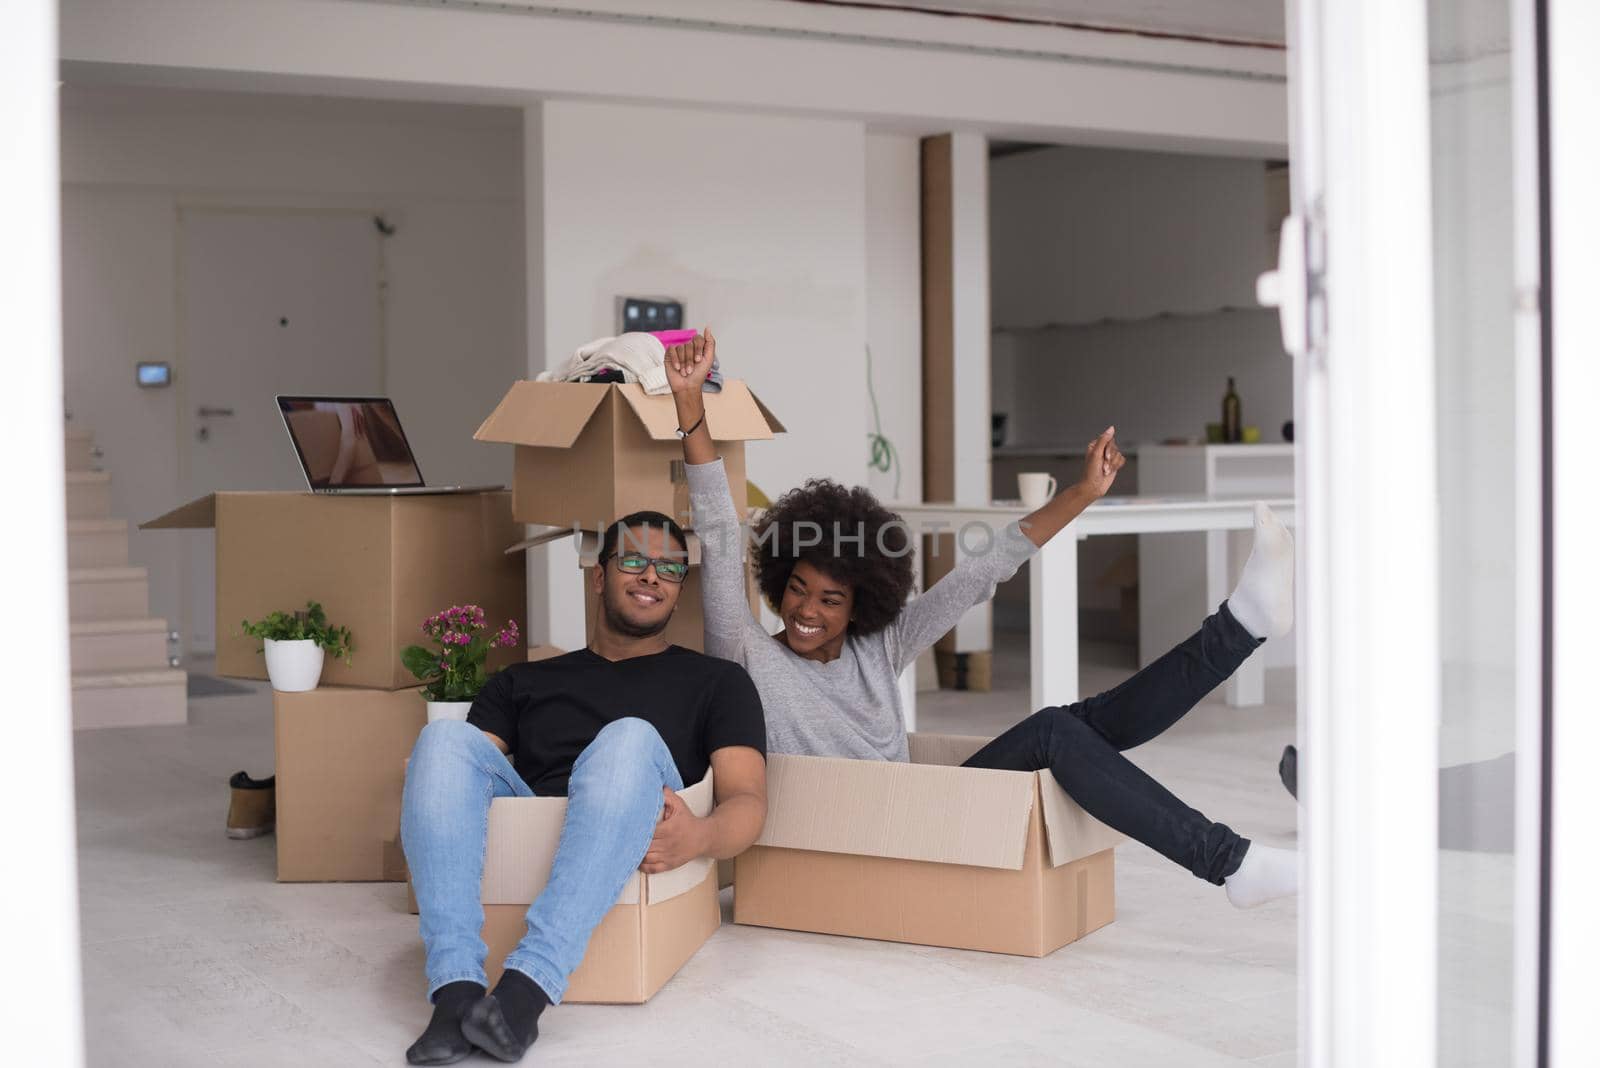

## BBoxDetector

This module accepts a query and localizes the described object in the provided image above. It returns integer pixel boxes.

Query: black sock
[406,980,483,1066]
[460,968,551,1063]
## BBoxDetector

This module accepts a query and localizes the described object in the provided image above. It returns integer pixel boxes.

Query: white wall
[534,100,869,494]
[60,87,524,651]
[991,144,1273,328]
[989,145,1287,450]
[525,99,871,648]
[864,132,923,505]
[993,309,1293,448]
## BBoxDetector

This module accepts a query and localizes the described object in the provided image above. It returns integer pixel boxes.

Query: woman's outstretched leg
[1075,503,1294,751]
[963,707,1296,906]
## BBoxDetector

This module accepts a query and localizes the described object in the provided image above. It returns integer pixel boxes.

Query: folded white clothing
[535,332,670,394]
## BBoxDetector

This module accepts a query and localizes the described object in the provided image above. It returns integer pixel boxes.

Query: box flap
[747,388,788,434]
[482,796,642,906]
[474,381,611,448]
[1037,775,1124,868]
[641,774,716,905]
[504,525,578,555]
[575,530,702,568]
[754,753,1035,870]
[906,732,991,768]
[139,494,218,530]
[614,381,779,443]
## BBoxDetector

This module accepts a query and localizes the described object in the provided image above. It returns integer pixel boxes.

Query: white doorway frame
[1,0,86,1062]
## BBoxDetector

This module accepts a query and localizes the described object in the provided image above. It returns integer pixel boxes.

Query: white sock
[1225,842,1299,909]
[1226,502,1296,640]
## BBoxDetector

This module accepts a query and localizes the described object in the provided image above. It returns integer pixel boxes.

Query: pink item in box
[648,329,700,347]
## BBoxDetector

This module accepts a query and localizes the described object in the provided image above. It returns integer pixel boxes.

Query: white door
[178,207,384,653]
[1275,0,1545,1064]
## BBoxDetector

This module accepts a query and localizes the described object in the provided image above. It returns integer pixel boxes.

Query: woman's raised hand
[1078,426,1126,499]
[665,328,716,395]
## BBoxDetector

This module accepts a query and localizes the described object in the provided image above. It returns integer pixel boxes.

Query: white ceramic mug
[1018,472,1057,509]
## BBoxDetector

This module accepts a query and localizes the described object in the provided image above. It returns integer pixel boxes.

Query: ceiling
[810,0,1286,46]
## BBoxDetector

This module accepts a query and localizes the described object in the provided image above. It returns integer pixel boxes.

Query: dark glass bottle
[1222,377,1242,444]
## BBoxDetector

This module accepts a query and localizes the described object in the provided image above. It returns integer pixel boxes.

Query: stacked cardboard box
[143,490,526,882]
[142,491,525,689]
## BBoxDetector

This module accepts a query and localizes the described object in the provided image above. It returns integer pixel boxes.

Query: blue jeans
[400,717,683,1003]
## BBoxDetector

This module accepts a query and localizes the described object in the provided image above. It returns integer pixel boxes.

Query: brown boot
[226,771,276,839]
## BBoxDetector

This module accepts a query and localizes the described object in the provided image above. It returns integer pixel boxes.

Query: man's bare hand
[1077,426,1126,499]
[639,787,710,874]
[664,328,715,395]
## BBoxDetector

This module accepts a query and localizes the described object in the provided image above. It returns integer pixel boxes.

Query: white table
[889,495,1296,730]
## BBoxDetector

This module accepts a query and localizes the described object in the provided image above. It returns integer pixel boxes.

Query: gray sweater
[686,459,1038,761]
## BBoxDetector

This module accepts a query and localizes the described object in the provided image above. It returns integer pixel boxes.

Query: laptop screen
[277,396,425,489]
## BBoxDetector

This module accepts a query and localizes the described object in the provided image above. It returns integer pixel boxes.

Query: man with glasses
[400,511,767,1065]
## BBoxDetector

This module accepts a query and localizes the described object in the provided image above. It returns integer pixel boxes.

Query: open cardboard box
[474,380,784,530]
[142,491,525,690]
[275,686,428,882]
[479,774,721,1003]
[734,733,1123,956]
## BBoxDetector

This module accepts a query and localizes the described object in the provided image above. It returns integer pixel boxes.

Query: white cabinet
[1137,444,1296,704]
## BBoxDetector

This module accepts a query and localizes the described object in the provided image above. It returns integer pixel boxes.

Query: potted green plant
[240,601,354,692]
[403,604,520,722]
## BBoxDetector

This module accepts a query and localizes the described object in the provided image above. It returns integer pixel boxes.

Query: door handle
[197,406,235,418]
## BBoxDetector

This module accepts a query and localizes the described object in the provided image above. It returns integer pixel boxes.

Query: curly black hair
[751,479,915,636]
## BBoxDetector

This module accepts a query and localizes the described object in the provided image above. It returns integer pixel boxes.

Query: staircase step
[68,566,149,621]
[71,618,170,673]
[67,519,130,569]
[65,470,112,520]
[71,668,188,730]
[64,429,95,472]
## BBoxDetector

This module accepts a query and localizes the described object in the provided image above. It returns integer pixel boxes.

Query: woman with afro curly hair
[666,332,1298,908]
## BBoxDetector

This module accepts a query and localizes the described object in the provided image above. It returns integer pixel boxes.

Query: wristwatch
[676,412,705,439]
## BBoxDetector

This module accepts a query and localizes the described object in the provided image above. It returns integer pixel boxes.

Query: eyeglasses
[612,552,689,584]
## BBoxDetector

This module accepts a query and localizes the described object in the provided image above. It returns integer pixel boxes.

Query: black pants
[963,602,1263,884]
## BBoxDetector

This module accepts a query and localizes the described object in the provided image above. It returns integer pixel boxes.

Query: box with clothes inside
[473,379,784,530]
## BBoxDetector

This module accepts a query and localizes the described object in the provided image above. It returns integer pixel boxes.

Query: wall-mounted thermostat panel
[618,296,684,334]
[136,362,172,388]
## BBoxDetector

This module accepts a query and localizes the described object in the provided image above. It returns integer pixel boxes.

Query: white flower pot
[263,638,325,692]
[426,700,474,723]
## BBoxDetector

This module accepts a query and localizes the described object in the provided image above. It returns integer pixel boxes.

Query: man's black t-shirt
[466,645,766,796]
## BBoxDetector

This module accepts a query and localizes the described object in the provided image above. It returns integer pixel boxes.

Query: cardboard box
[734,733,1123,956]
[479,775,720,1003]
[143,491,525,689]
[474,380,784,530]
[274,686,428,882]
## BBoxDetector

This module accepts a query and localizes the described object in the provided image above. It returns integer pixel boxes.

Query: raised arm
[1015,426,1126,547]
[882,426,1126,672]
[667,330,759,660]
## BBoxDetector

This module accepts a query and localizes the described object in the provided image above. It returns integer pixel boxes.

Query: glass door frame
[1544,0,1600,1063]
[1285,0,1572,1063]
[1286,0,1445,1064]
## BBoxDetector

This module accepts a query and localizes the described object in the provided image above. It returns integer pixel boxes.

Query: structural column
[921,132,993,679]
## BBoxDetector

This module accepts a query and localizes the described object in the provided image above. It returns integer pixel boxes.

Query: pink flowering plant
[401,604,520,702]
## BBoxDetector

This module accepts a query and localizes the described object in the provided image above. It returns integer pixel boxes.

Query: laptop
[276,395,501,495]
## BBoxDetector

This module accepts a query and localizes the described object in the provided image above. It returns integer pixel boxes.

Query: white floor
[75,636,1302,1067]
